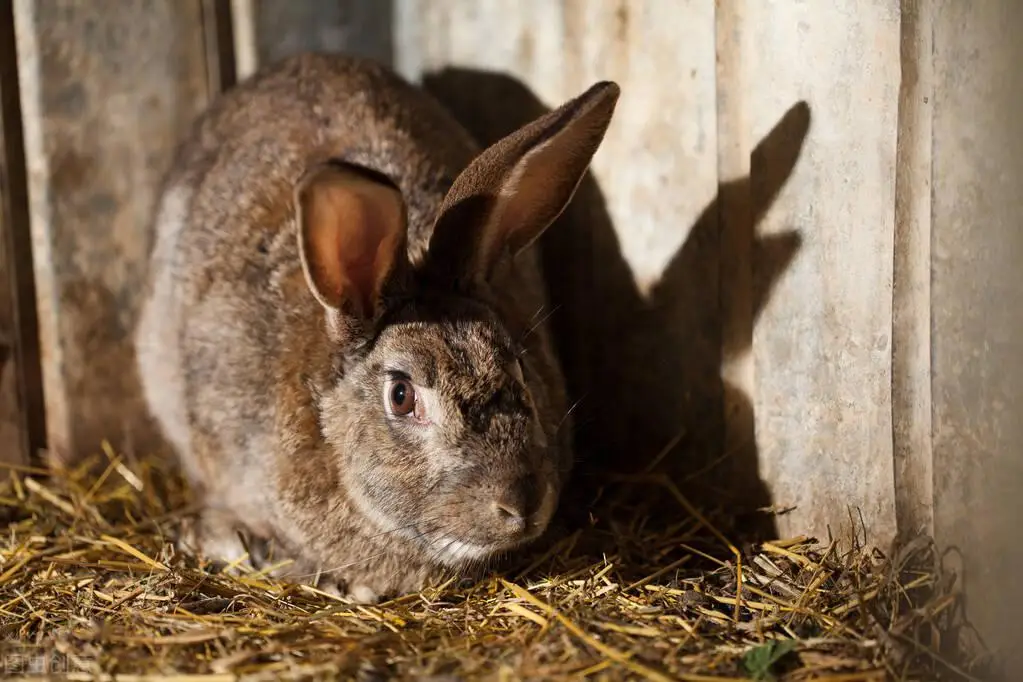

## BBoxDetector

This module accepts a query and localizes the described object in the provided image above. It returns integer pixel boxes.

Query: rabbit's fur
[135,53,618,602]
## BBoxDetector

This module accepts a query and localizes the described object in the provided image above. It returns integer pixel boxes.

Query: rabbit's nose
[492,501,527,534]
[490,475,539,534]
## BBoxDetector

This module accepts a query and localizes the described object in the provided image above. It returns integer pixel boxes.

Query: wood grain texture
[253,0,394,68]
[0,1,46,467]
[743,1,900,546]
[4,0,1018,672]
[13,0,211,463]
[931,3,1023,675]
[0,196,25,466]
[892,0,934,541]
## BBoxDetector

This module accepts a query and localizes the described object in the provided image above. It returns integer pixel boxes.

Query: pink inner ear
[302,174,404,317]
[339,219,399,317]
[338,221,376,302]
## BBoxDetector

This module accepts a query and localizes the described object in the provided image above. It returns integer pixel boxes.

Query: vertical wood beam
[0,0,46,466]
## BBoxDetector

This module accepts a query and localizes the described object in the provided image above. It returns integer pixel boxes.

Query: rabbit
[135,52,619,603]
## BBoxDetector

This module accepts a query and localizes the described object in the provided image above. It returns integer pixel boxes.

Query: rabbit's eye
[389,379,417,417]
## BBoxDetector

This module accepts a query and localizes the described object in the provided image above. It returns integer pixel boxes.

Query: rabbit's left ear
[426,81,619,284]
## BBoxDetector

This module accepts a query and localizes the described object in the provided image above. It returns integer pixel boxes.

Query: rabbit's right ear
[424,80,619,287]
[296,161,409,329]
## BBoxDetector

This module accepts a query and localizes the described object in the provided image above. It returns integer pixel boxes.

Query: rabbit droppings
[135,53,619,603]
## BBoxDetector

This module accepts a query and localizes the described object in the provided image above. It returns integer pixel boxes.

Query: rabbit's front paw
[177,508,270,574]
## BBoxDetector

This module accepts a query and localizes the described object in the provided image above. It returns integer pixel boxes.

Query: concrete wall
[4,0,1020,675]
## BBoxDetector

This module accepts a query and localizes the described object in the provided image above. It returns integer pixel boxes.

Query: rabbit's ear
[296,161,408,322]
[426,81,620,285]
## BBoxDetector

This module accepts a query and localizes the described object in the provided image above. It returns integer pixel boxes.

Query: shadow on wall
[423,68,810,547]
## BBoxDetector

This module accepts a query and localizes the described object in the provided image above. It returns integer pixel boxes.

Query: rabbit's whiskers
[519,304,561,344]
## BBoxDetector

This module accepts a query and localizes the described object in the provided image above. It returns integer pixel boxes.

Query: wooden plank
[202,0,238,95]
[248,0,394,71]
[715,0,759,517]
[891,0,934,540]
[931,3,1023,675]
[744,1,901,545]
[0,1,46,467]
[13,0,212,463]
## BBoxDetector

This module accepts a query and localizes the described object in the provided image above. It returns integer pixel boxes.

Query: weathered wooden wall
[0,1,47,468]
[928,2,1023,674]
[3,0,1020,675]
[9,0,228,464]
[0,66,28,466]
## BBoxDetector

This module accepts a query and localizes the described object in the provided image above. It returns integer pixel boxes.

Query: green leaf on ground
[742,639,797,681]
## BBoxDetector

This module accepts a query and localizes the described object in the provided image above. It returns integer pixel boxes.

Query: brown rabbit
[135,53,618,602]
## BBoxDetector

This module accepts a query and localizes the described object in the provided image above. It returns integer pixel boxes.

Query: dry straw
[0,444,983,681]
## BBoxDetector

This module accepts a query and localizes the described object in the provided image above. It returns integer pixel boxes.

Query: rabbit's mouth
[426,531,539,568]
[429,536,498,566]
[422,479,559,568]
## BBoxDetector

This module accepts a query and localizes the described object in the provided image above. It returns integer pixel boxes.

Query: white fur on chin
[435,537,493,566]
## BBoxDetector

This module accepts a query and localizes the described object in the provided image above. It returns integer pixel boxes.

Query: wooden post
[11,0,223,464]
[0,1,46,466]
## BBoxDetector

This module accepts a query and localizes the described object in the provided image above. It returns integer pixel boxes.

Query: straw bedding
[1,446,982,681]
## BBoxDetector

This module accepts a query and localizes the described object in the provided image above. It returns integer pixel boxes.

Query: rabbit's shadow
[423,69,810,569]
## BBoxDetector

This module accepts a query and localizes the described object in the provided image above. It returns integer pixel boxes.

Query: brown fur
[135,53,618,602]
